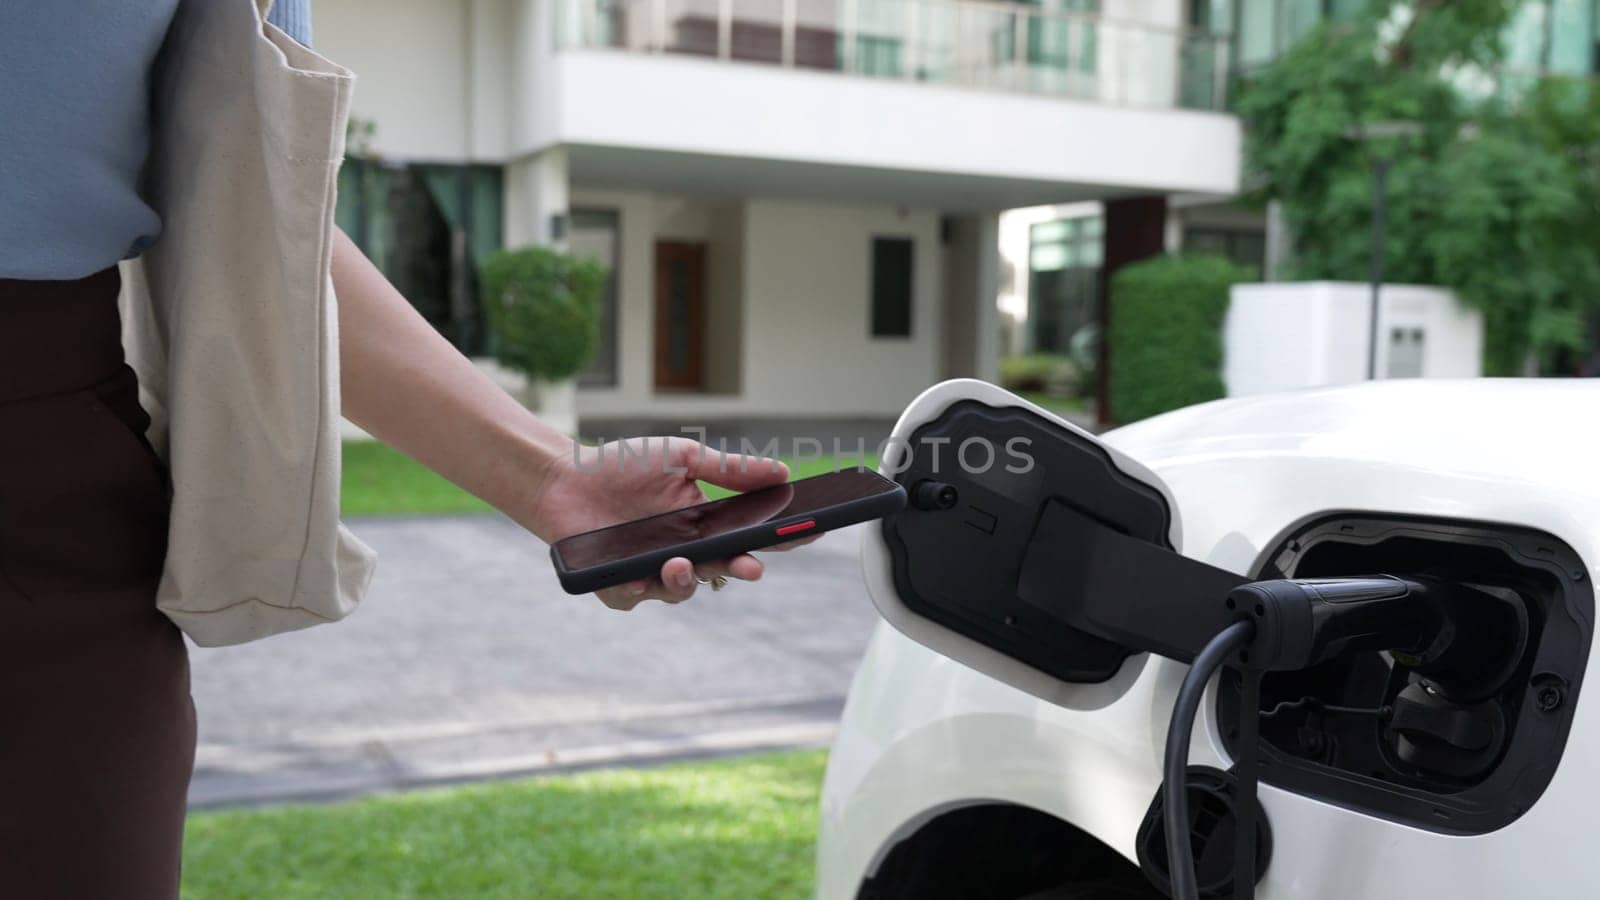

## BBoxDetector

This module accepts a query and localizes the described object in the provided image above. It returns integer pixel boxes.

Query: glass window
[1237,0,1277,67]
[1031,242,1071,271]
[1183,226,1266,277]
[1031,219,1073,243]
[571,209,621,388]
[871,237,914,338]
[1548,0,1596,74]
[853,0,907,77]
[1280,0,1323,47]
[1191,0,1233,31]
[1503,0,1552,71]
[1027,215,1101,354]
[1502,0,1598,76]
[1326,0,1366,22]
[336,160,504,355]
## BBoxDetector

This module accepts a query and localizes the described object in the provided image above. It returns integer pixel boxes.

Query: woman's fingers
[686,445,790,492]
[676,555,764,586]
[593,553,769,610]
[719,554,765,582]
[596,579,651,611]
[598,556,766,608]
[658,557,699,603]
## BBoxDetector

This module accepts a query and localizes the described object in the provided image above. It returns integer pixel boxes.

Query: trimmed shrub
[999,353,1079,394]
[1109,254,1249,424]
[480,245,606,382]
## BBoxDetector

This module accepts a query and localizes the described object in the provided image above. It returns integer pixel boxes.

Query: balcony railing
[558,0,1233,111]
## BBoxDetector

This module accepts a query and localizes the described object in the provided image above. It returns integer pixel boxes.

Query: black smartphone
[550,468,907,594]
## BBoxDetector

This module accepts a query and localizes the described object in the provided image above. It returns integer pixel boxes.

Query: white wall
[740,199,942,415]
[1224,282,1484,397]
[317,0,517,161]
[1116,0,1186,28]
[574,193,943,418]
[548,52,1241,196]
[505,147,569,246]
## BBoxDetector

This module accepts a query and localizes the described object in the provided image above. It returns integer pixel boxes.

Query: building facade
[315,0,1241,425]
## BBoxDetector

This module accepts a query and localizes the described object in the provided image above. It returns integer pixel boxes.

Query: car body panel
[819,379,1600,899]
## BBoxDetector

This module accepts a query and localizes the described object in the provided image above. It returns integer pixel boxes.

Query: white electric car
[816,378,1599,899]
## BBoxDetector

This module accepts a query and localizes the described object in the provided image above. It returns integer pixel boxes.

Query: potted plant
[480,245,605,434]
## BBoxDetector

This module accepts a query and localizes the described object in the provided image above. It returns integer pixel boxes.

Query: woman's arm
[331,229,571,534]
[331,228,789,609]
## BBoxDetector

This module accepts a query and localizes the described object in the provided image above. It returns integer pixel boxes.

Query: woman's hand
[529,437,806,610]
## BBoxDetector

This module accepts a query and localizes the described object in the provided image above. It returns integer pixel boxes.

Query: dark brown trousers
[0,267,195,899]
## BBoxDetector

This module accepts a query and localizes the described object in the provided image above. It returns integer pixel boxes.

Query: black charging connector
[1227,574,1523,696]
[1160,574,1517,900]
[1230,576,1439,672]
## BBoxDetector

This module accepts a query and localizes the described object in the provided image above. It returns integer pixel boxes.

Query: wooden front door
[653,241,707,392]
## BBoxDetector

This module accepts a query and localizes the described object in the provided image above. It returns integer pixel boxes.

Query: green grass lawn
[341,441,880,514]
[341,441,494,517]
[183,749,827,899]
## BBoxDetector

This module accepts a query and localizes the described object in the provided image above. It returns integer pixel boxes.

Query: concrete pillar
[938,212,1002,384]
[1163,207,1184,254]
[1264,200,1292,282]
[504,146,569,249]
[971,211,1001,385]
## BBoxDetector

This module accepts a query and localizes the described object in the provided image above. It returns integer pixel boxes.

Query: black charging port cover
[880,400,1176,683]
[1136,765,1272,899]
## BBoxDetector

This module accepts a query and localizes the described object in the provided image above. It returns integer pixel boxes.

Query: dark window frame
[1182,225,1266,277]
[870,236,915,339]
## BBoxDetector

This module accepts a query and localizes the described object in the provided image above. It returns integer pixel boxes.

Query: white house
[314,0,1242,425]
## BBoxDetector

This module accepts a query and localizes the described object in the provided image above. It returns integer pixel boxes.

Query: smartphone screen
[554,468,899,571]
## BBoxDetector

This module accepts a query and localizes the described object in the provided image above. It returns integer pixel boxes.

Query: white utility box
[1224,281,1483,397]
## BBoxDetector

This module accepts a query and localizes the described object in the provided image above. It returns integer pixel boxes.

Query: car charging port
[1217,514,1592,836]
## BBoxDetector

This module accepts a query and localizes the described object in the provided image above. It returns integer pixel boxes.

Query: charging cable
[1163,619,1255,900]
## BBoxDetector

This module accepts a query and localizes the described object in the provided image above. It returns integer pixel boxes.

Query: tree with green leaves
[1236,0,1600,375]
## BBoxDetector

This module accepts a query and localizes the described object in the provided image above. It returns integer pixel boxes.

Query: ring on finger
[695,573,729,591]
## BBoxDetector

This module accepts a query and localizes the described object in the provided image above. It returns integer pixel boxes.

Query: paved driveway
[188,515,881,807]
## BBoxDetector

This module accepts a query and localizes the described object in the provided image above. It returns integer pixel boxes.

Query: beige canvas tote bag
[119,0,377,646]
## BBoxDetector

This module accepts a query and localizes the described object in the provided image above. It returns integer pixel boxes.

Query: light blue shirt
[0,1,313,280]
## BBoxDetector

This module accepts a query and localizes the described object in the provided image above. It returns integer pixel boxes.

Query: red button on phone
[775,520,816,537]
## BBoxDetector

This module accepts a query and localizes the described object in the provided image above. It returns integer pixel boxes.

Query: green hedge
[1109,255,1249,424]
[481,245,606,382]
